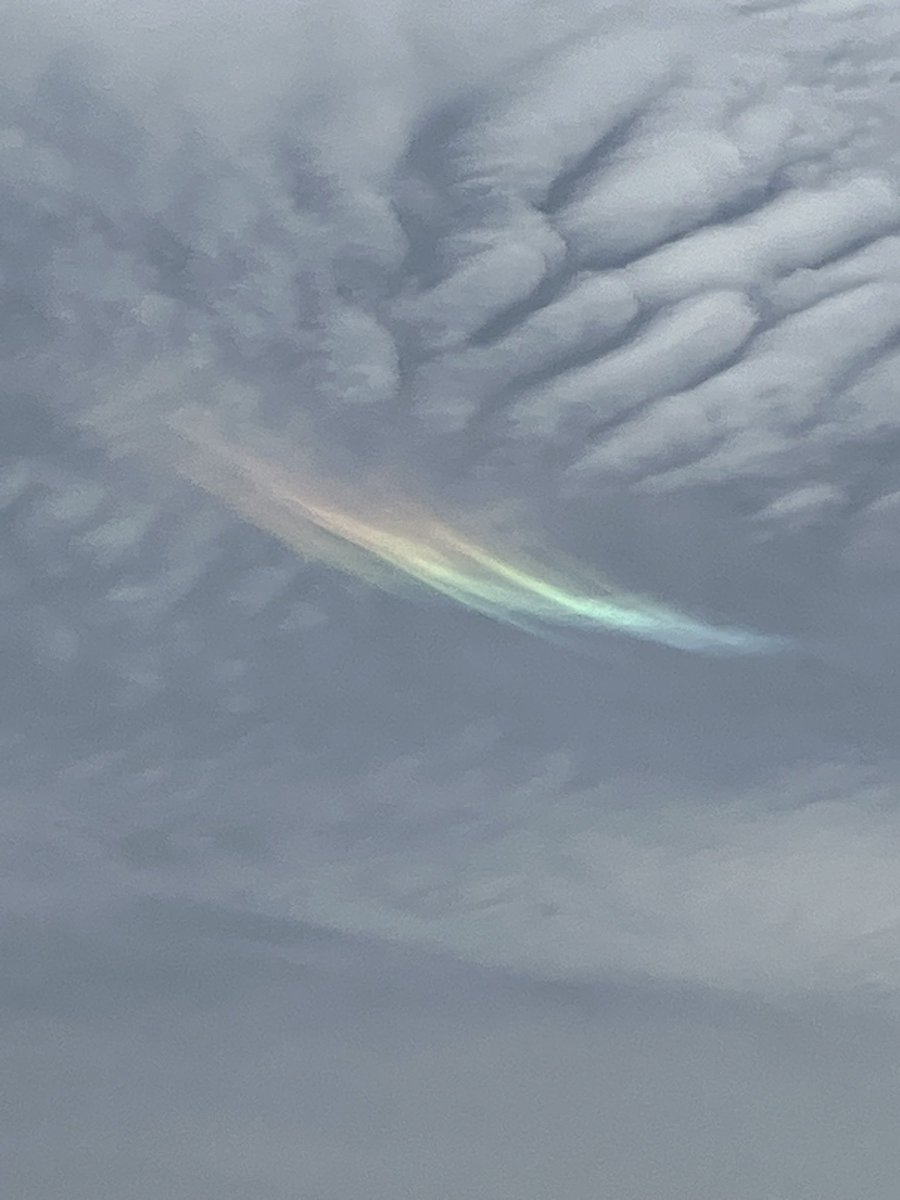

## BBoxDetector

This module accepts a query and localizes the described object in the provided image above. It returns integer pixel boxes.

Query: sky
[3,0,900,1195]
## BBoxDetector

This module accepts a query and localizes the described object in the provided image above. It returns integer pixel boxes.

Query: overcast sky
[4,0,900,1195]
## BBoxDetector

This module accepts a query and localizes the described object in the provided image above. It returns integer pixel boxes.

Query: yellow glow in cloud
[170,415,787,656]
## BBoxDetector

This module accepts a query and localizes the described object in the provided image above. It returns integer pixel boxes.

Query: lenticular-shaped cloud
[621,176,900,304]
[448,31,677,204]
[511,289,760,439]
[574,280,900,484]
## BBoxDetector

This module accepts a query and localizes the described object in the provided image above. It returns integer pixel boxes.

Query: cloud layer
[2,0,899,990]
[5,0,900,1195]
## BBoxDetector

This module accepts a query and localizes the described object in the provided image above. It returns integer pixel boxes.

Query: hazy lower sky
[4,0,900,1196]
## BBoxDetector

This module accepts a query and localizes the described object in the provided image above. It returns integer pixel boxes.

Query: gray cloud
[4,0,900,1195]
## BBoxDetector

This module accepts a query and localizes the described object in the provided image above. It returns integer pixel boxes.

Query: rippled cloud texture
[4,0,900,1197]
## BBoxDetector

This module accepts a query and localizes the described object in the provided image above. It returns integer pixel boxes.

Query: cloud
[203,755,900,999]
[5,0,900,1195]
[572,280,900,487]
[510,289,760,440]
[164,411,785,655]
[1,0,897,949]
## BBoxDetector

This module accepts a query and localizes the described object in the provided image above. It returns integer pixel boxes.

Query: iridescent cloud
[170,416,787,656]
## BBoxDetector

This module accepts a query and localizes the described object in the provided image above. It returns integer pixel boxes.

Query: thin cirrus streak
[170,416,788,657]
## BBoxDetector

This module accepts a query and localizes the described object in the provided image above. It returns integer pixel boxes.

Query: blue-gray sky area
[4,0,900,1195]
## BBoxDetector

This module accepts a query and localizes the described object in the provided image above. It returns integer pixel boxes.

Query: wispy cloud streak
[171,415,786,656]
